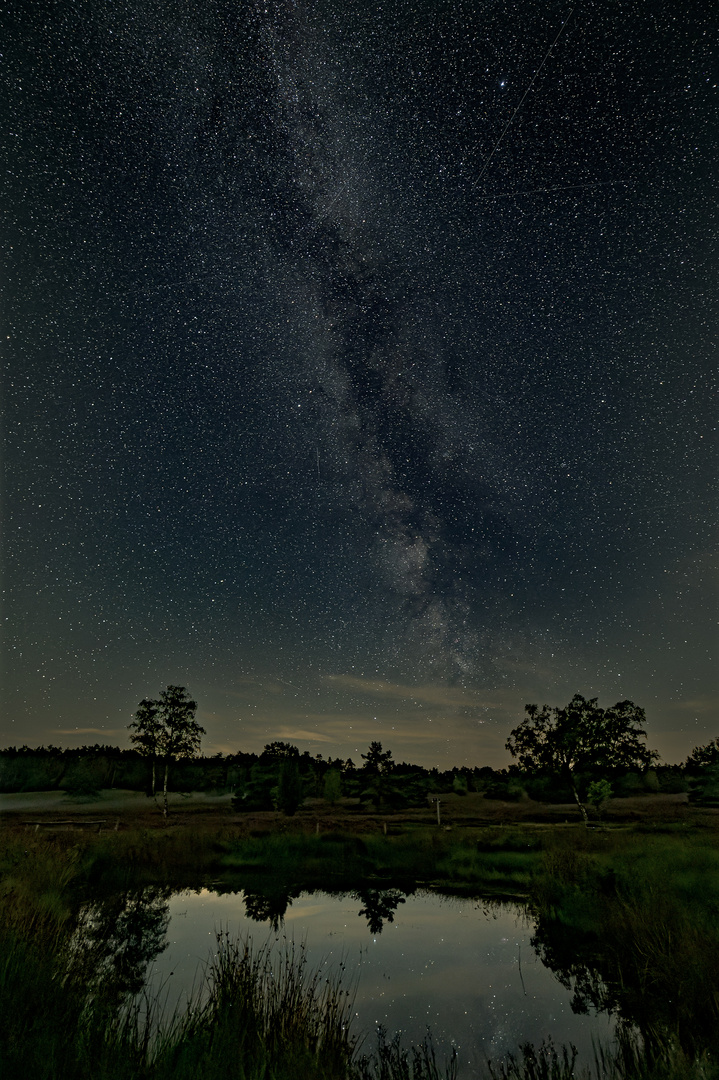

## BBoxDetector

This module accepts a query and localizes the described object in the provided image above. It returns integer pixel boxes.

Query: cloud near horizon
[54,728,125,737]
[323,674,508,710]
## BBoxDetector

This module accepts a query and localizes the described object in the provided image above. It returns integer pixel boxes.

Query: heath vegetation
[2,703,718,1078]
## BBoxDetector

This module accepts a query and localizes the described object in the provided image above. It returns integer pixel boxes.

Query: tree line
[2,687,718,814]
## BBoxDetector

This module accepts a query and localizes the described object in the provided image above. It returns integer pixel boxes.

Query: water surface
[140,887,615,1077]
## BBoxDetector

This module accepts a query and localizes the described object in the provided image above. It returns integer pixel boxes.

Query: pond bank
[1,819,718,1078]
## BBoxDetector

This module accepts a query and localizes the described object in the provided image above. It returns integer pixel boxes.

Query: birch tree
[129,686,204,816]
[128,698,163,797]
[506,694,655,824]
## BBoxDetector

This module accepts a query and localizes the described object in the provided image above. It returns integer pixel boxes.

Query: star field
[2,0,716,765]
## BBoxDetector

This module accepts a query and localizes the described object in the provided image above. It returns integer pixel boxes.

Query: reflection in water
[242,883,301,930]
[72,885,669,1076]
[136,888,617,1078]
[68,887,171,1011]
[66,874,717,1074]
[531,902,717,1057]
[230,880,413,935]
[531,920,614,1018]
[355,887,408,934]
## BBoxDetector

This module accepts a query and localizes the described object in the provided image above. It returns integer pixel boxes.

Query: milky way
[2,0,716,763]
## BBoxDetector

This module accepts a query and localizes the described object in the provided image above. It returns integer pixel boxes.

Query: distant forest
[1,737,718,808]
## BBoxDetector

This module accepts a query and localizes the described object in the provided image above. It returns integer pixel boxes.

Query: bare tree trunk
[151,759,156,798]
[163,761,169,818]
[569,774,589,825]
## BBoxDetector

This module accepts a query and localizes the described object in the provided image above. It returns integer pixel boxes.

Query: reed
[3,823,718,1079]
[355,1027,458,1080]
[529,830,719,1058]
[126,932,358,1080]
[488,1034,719,1080]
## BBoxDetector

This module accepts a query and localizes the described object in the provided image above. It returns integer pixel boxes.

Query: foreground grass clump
[0,882,357,1078]
[0,927,359,1080]
[488,1035,719,1080]
[134,933,359,1080]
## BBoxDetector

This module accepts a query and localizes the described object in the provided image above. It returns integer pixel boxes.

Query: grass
[219,827,544,895]
[528,829,719,1058]
[0,832,455,1079]
[132,933,360,1080]
[0,837,358,1080]
[2,820,719,1077]
[487,1036,719,1080]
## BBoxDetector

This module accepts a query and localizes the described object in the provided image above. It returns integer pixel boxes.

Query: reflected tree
[530,919,616,1018]
[67,887,171,1011]
[242,884,302,931]
[531,898,719,1056]
[355,887,408,934]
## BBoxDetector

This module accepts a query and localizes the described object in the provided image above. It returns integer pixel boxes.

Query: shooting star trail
[473,7,575,189]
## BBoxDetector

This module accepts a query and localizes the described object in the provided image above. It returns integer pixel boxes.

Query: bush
[275,760,304,816]
[657,769,689,794]
[63,760,101,799]
[587,779,613,815]
[688,764,719,805]
[452,775,468,796]
[523,775,575,803]
[612,772,645,797]
[323,769,342,805]
[484,778,526,801]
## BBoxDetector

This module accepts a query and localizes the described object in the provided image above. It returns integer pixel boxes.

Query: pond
[80,885,617,1078]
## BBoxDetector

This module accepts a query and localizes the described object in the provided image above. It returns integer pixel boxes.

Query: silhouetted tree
[507,694,655,824]
[358,741,392,808]
[274,758,303,815]
[128,697,163,796]
[685,737,719,771]
[156,686,203,816]
[129,687,204,816]
[260,741,300,760]
[361,741,394,774]
[323,767,342,805]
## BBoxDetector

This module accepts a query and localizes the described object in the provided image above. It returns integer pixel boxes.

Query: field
[0,786,701,834]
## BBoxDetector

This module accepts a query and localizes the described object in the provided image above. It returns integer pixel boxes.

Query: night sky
[2,0,716,767]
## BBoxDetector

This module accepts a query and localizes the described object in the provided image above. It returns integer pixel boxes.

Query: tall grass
[355,1027,458,1080]
[3,823,719,1078]
[530,829,719,1058]
[0,917,359,1079]
[488,1034,719,1080]
[130,933,360,1080]
[0,832,453,1079]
